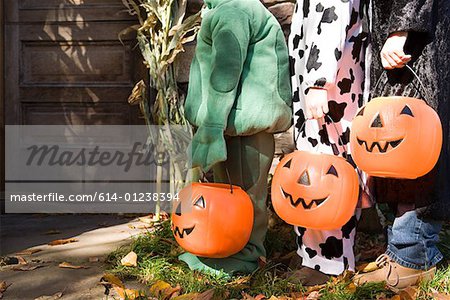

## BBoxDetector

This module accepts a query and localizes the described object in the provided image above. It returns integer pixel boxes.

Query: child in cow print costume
[287,0,370,283]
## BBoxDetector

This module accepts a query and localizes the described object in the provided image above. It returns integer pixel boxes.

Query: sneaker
[284,266,331,286]
[353,254,436,292]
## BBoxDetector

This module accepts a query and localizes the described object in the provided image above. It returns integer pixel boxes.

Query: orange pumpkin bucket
[171,182,254,258]
[350,66,442,179]
[272,117,360,230]
[271,151,359,230]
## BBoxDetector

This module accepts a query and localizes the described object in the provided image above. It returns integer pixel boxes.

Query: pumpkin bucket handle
[294,116,348,157]
[373,64,431,104]
[200,168,234,194]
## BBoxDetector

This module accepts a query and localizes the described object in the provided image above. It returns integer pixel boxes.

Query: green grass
[107,220,450,299]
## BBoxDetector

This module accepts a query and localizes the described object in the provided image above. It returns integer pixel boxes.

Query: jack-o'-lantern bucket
[271,150,359,230]
[171,182,254,258]
[350,66,442,179]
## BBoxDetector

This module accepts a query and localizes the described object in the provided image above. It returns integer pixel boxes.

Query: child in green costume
[181,0,292,274]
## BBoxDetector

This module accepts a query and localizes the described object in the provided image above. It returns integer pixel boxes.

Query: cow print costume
[289,0,370,275]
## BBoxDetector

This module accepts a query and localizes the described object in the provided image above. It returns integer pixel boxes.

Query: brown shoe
[284,266,331,286]
[353,254,436,292]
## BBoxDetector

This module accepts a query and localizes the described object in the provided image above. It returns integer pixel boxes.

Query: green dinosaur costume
[181,0,292,274]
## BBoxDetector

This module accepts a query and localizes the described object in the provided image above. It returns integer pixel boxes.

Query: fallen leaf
[16,256,27,265]
[15,249,42,255]
[389,296,401,300]
[89,257,100,262]
[48,238,78,246]
[306,291,321,300]
[0,281,10,293]
[241,292,257,300]
[58,262,89,269]
[139,216,155,224]
[430,290,450,300]
[100,273,125,288]
[356,261,379,273]
[398,286,417,300]
[120,251,138,267]
[43,230,61,235]
[34,292,63,300]
[149,280,180,299]
[171,293,199,300]
[346,282,357,293]
[195,289,228,300]
[12,264,44,271]
[113,286,143,300]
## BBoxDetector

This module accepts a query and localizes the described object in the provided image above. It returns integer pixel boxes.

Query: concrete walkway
[0,214,150,300]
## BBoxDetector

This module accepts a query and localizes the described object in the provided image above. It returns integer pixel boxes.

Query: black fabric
[371,0,450,221]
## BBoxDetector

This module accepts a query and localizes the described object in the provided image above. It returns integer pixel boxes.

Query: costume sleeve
[201,8,250,130]
[300,0,353,92]
[388,0,435,34]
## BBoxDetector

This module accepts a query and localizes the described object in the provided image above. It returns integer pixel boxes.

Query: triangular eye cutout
[283,159,292,169]
[194,196,206,209]
[298,170,311,186]
[326,165,339,177]
[356,107,365,117]
[400,105,414,117]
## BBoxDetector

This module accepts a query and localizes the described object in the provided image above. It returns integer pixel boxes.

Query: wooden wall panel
[4,0,144,126]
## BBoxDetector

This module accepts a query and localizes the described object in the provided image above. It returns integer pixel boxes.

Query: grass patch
[107,219,450,299]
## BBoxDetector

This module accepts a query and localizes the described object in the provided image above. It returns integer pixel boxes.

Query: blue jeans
[386,210,443,270]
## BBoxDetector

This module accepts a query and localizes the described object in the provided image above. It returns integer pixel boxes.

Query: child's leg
[295,211,360,276]
[180,131,274,274]
[354,209,443,289]
[386,209,443,270]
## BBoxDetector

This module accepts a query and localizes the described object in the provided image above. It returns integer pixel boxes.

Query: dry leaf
[58,262,88,269]
[306,291,321,300]
[89,257,100,262]
[138,215,155,224]
[195,289,217,300]
[390,296,401,300]
[113,286,143,300]
[15,248,42,255]
[48,238,78,246]
[346,282,357,293]
[171,293,200,300]
[16,256,27,265]
[43,230,61,235]
[430,290,450,300]
[357,261,380,273]
[120,251,138,267]
[0,281,10,293]
[101,273,125,288]
[34,292,63,300]
[398,286,417,300]
[149,280,181,299]
[12,264,43,271]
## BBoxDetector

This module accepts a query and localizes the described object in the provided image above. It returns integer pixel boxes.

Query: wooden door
[4,0,143,126]
[2,0,144,210]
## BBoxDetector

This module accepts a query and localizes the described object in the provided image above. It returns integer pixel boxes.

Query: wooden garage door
[4,0,143,126]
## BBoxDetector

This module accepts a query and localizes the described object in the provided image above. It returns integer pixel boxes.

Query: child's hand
[304,87,329,120]
[190,126,227,172]
[381,32,411,69]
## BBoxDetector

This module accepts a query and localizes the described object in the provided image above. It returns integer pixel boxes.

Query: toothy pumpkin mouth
[173,226,195,238]
[356,138,403,153]
[280,187,327,210]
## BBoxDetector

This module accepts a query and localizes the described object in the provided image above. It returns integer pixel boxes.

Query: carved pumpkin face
[271,151,359,230]
[171,183,254,258]
[350,96,442,179]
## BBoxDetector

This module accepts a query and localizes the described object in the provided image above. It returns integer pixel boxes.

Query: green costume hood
[203,0,232,8]
[185,0,292,137]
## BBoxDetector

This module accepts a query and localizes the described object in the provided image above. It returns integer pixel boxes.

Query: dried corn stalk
[122,0,201,219]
